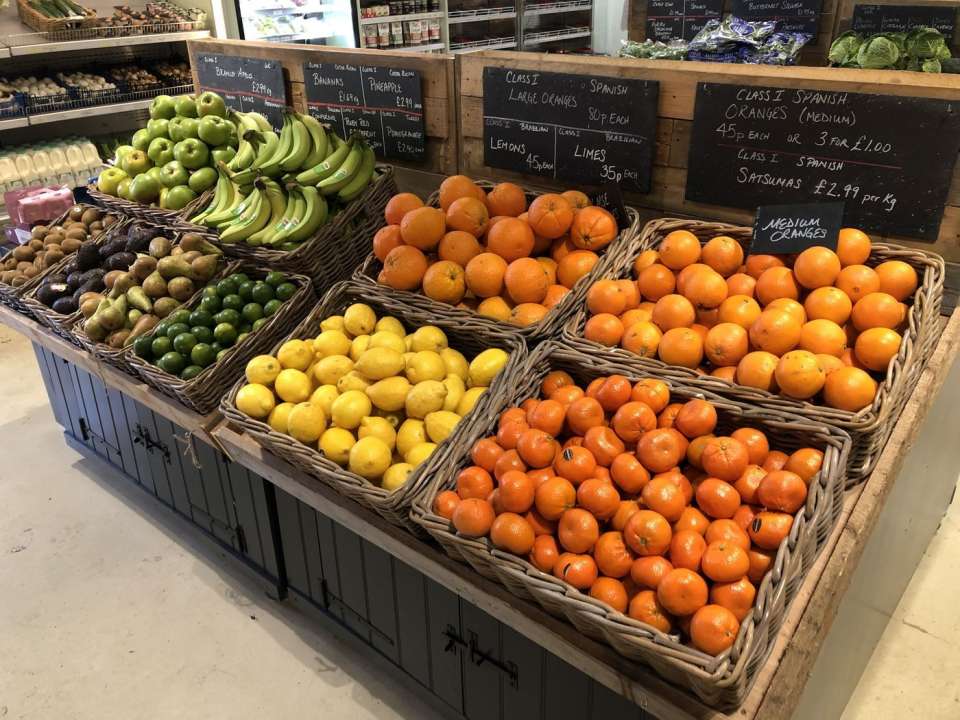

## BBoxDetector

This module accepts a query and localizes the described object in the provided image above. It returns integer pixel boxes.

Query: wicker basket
[354,179,642,344]
[561,218,944,483]
[184,165,397,293]
[411,340,851,710]
[220,279,528,532]
[16,0,97,34]
[127,264,315,414]
[86,186,211,232]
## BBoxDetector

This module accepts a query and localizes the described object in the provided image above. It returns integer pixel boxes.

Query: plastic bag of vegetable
[856,34,901,69]
[828,30,863,66]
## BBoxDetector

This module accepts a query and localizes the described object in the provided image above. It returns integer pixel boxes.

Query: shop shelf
[26,83,193,126]
[523,26,591,44]
[391,41,446,52]
[524,0,592,15]
[0,116,29,130]
[359,10,443,24]
[448,6,516,23]
[450,36,517,52]
[3,29,210,56]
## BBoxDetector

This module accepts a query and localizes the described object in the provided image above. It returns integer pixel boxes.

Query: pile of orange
[581,229,919,412]
[432,371,825,656]
[373,175,619,327]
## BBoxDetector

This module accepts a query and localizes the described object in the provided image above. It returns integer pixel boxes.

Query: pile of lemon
[236,302,510,491]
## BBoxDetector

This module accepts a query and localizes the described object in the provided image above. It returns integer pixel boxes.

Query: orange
[855,327,902,371]
[659,230,701,270]
[543,284,569,309]
[641,477,686,522]
[584,313,624,346]
[422,260,466,304]
[593,530,635,579]
[373,224,403,262]
[636,428,686,474]
[530,534,559,572]
[535,476,576,520]
[594,375,632,412]
[578,477,620,520]
[504,257,549,304]
[695,478,741,519]
[620,321,661,358]
[766,297,807,325]
[712,366,737,382]
[558,508,600,553]
[657,568,708,616]
[747,548,774,585]
[557,250,599,288]
[755,266,800,305]
[631,555,674,590]
[793,246,841,289]
[747,511,793,550]
[701,236,744,277]
[701,540,749,582]
[616,278,640,310]
[628,589,673,632]
[551,236,577,263]
[731,428,769,466]
[589,577,629,612]
[399,206,446,251]
[433,490,460,520]
[633,249,661,275]
[784,448,824,484]
[705,518,750,551]
[704,322,749,367]
[726,272,756,298]
[670,529,707,572]
[733,465,766,505]
[464,252,508,298]
[510,303,549,327]
[717,295,761,328]
[445,196,489,238]
[652,294,696,331]
[757,470,807,513]
[674,398,717,438]
[762,451,789,473]
[638,263,677,301]
[683,267,729,310]
[823,366,877,411]
[836,227,871,265]
[515,429,557,471]
[817,353,845,376]
[631,378,670,413]
[381,245,428,290]
[658,327,704,368]
[587,279,627,316]
[538,257,558,284]
[775,350,825,400]
[745,254,785,279]
[674,506,710,536]
[438,230,482,266]
[583,425,626,467]
[804,286,853,326]
[571,206,618,251]
[553,553,598,590]
[836,264,880,303]
[527,193,574,239]
[799,319,847,357]
[676,263,711,295]
[690,605,740,655]
[438,175,482,210]
[749,309,801,356]
[710,577,756,622]
[624,509,673,556]
[477,296,513,321]
[471,437,504,472]
[851,292,904,331]
[490,513,535,555]
[384,192,423,225]
[736,351,779,392]
[486,217,535,261]
[701,436,749,482]
[875,260,918,301]
[486,182,527,217]
[452,497,495,538]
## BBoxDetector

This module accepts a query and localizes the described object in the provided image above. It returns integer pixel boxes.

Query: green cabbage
[906,27,947,59]
[856,34,901,69]
[923,58,943,73]
[828,31,863,66]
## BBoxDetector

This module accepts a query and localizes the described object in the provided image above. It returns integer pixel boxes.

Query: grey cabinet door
[32,345,69,431]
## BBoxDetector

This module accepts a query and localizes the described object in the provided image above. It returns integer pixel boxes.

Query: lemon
[375,409,404,428]
[344,303,376,336]
[402,351,416,368]
[331,389,372,429]
[406,350,447,384]
[236,383,276,419]
[355,347,404,380]
[319,427,355,465]
[440,347,469,381]
[410,325,448,352]
[349,335,371,362]
[359,416,397,451]
[469,348,509,387]
[366,376,411,412]
[382,462,413,491]
[309,384,339,416]
[457,386,486,416]
[348,436,392,480]
[274,369,312,403]
[267,402,296,433]
[319,315,346,333]
[405,380,447,418]
[442,375,465,412]
[245,355,281,385]
[313,355,353,386]
[337,370,372,393]
[396,418,426,457]
[277,339,313,371]
[287,402,327,443]
[313,330,352,358]
[375,316,406,337]
[369,331,406,354]
[405,442,437,466]
[404,334,414,351]
[425,410,461,444]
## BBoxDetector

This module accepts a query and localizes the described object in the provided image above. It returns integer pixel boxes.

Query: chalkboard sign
[591,184,630,229]
[685,82,960,241]
[730,0,823,34]
[194,53,286,131]
[646,0,723,41]
[752,202,844,253]
[482,68,659,193]
[852,4,957,38]
[303,62,425,161]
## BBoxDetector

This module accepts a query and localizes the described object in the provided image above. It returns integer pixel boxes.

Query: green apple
[121,149,152,176]
[146,118,170,140]
[150,94,177,120]
[197,115,231,146]
[97,167,128,195]
[159,160,189,189]
[197,91,227,118]
[163,185,198,210]
[114,144,135,164]
[173,138,209,170]
[129,173,160,203]
[174,95,197,118]
[146,166,165,185]
[211,145,236,165]
[168,116,199,143]
[117,177,133,200]
[147,137,175,166]
[131,129,152,152]
[188,166,217,193]
[226,126,239,148]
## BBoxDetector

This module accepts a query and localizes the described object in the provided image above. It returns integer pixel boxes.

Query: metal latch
[468,631,518,688]
[443,624,468,654]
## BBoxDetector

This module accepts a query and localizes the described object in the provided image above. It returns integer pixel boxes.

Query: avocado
[76,242,100,272]
[99,238,127,258]
[105,252,136,272]
[124,226,155,253]
[66,271,84,289]
[52,296,78,315]
[36,282,69,307]
[80,268,106,286]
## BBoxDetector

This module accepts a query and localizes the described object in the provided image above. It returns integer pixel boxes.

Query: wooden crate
[186,38,458,175]
[457,50,960,262]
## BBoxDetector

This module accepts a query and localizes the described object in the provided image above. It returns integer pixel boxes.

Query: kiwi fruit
[60,237,82,253]
[31,225,48,239]
[13,246,34,262]
[80,208,102,225]
[65,227,88,240]
[28,238,43,252]
[68,205,85,221]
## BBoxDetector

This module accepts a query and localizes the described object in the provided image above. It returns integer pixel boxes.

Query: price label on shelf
[752,202,844,254]
[302,62,426,162]
[194,53,287,131]
[852,4,956,37]
[645,0,723,41]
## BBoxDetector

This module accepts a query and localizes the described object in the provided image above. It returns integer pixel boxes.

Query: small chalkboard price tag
[591,184,630,229]
[194,53,287,131]
[752,202,844,254]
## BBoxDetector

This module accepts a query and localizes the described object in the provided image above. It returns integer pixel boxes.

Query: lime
[216,349,230,361]
[242,303,264,323]
[252,318,268,331]
[166,322,190,339]
[238,281,254,300]
[191,343,216,367]
[216,278,238,298]
[210,342,224,354]
[264,271,286,287]
[154,321,170,337]
[237,332,250,344]
[133,335,153,359]
[222,293,244,312]
[192,326,214,344]
[238,322,252,334]
[251,282,275,305]
[228,272,250,286]
[168,309,191,326]
[263,299,283,317]
[158,351,186,375]
[199,295,221,314]
[180,365,203,381]
[275,282,297,301]
[202,285,219,300]
[214,322,238,346]
[173,332,197,355]
[214,309,240,326]
[189,309,214,328]
[151,335,173,357]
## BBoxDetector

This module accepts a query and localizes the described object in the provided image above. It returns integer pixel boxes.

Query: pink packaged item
[4,185,75,230]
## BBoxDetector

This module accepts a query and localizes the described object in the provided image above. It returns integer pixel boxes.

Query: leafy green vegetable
[856,34,901,69]
[923,58,942,73]
[828,31,862,66]
[906,26,946,59]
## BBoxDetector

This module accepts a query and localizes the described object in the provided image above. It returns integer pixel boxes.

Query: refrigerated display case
[234,0,357,46]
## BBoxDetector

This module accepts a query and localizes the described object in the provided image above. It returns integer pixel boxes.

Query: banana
[279,114,311,173]
[246,112,273,133]
[227,139,256,173]
[298,113,328,169]
[251,130,279,169]
[224,163,258,187]
[284,186,328,244]
[233,112,262,140]
[318,139,365,196]
[204,184,253,228]
[221,187,271,243]
[247,179,287,246]
[257,115,294,178]
[268,190,306,246]
[193,169,234,224]
[294,134,352,185]
[325,132,344,159]
[337,144,376,202]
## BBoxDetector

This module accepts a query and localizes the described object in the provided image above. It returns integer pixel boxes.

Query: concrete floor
[1,321,957,719]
